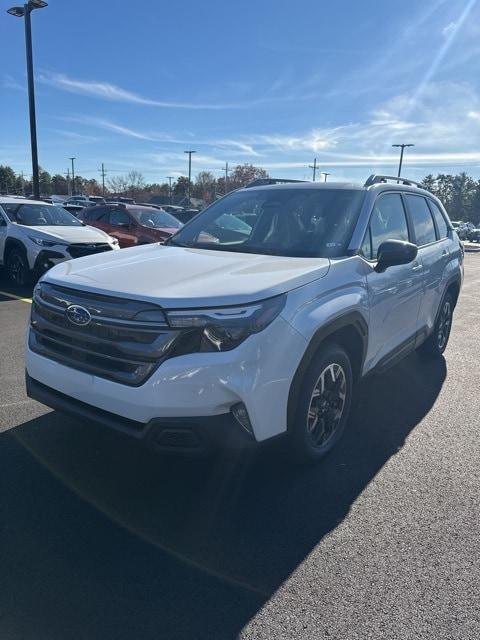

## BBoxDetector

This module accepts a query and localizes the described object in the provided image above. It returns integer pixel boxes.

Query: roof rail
[364,174,424,188]
[245,178,307,188]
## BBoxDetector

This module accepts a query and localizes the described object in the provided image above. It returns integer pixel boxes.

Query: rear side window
[84,206,107,221]
[363,193,410,260]
[428,200,449,239]
[405,195,436,245]
[109,210,131,226]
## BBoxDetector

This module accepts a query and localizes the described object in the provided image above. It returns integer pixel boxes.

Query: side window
[368,194,409,259]
[428,200,448,239]
[85,206,106,221]
[360,228,372,259]
[109,210,131,226]
[405,195,436,245]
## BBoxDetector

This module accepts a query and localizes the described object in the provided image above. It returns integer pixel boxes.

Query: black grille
[30,283,180,386]
[68,243,113,259]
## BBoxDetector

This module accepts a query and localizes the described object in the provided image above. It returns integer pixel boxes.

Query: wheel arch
[445,276,461,308]
[287,312,368,430]
[4,237,28,262]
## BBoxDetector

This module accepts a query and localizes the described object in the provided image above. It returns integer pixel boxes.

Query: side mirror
[375,239,418,273]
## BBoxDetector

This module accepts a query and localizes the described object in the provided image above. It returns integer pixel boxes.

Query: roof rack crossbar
[245,178,307,188]
[364,174,424,188]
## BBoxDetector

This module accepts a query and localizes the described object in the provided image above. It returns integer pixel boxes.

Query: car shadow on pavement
[1,353,446,640]
[0,269,35,301]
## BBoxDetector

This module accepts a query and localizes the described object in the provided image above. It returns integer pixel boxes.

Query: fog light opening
[231,402,254,436]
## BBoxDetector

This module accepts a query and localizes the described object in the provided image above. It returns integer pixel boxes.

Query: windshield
[169,188,365,257]
[2,203,83,227]
[130,207,183,229]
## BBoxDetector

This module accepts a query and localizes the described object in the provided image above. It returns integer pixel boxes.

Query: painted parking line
[0,290,32,304]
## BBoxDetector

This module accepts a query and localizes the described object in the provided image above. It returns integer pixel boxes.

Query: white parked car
[25,177,463,462]
[0,197,119,285]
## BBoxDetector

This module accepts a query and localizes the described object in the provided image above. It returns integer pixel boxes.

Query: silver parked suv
[25,175,463,462]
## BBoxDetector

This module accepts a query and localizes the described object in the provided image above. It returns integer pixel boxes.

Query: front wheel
[418,292,454,358]
[6,248,32,287]
[290,343,353,463]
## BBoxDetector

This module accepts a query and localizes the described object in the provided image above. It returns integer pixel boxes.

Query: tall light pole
[165,176,174,204]
[69,157,76,195]
[184,150,196,203]
[321,172,330,182]
[7,1,48,200]
[309,158,318,182]
[392,143,414,181]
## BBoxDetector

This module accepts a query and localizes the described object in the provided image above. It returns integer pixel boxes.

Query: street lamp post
[392,143,414,181]
[7,1,48,200]
[321,172,330,182]
[184,150,196,204]
[69,157,76,195]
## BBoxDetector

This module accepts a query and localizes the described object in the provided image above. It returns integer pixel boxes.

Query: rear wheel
[290,343,353,463]
[6,248,31,287]
[418,292,454,358]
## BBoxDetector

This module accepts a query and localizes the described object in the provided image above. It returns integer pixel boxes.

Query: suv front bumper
[26,374,253,453]
[25,315,308,446]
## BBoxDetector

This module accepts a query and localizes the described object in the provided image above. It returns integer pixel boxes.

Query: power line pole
[184,150,196,203]
[392,143,414,182]
[223,161,230,194]
[99,163,107,196]
[65,168,71,196]
[69,157,76,195]
[321,172,330,182]
[166,176,174,204]
[309,158,318,182]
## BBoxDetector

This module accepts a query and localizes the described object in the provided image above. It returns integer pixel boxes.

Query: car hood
[24,225,113,243]
[44,244,330,308]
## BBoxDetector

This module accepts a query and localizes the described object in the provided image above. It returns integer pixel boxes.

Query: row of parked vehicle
[60,195,201,226]
[451,220,480,242]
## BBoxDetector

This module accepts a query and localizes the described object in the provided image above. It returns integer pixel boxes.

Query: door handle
[412,262,423,272]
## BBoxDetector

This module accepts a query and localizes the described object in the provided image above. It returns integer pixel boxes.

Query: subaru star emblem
[66,304,91,326]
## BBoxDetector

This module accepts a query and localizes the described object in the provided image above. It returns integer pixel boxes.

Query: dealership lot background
[0,251,478,639]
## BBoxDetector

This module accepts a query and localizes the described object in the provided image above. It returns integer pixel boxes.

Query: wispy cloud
[53,129,102,144]
[3,74,26,93]
[38,71,312,110]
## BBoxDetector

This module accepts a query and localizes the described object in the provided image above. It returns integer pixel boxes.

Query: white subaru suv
[0,197,119,286]
[25,176,463,461]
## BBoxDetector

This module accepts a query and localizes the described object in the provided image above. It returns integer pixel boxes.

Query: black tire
[6,247,32,287]
[290,343,353,463]
[417,292,454,358]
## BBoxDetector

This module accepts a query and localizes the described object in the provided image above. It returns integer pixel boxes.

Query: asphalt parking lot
[1,253,479,640]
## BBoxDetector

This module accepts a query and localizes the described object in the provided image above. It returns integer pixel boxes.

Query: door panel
[107,209,136,247]
[362,193,424,369]
[404,195,449,335]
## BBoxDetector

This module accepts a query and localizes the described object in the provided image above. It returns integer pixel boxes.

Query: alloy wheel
[306,362,347,447]
[8,253,27,287]
[437,300,452,350]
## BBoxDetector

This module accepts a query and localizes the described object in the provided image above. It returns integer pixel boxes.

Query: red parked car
[79,204,182,248]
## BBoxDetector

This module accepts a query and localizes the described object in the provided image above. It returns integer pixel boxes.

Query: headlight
[29,236,66,247]
[109,236,119,245]
[166,294,286,352]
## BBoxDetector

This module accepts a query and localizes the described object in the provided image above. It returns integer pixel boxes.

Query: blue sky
[2,0,480,184]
